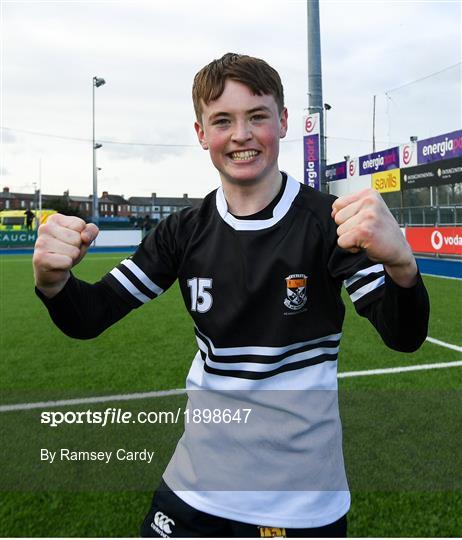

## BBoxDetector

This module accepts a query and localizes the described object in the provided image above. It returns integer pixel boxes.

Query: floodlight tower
[92,76,106,223]
[307,0,327,192]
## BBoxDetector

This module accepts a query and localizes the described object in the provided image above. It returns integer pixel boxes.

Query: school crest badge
[284,274,308,311]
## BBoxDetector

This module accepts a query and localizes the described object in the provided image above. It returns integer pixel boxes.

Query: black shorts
[140,480,347,538]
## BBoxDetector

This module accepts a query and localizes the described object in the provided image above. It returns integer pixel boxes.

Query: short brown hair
[192,52,284,122]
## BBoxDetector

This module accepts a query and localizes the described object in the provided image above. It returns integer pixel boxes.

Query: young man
[33,53,429,537]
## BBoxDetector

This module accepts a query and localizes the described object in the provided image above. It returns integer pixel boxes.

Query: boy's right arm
[33,213,99,298]
[33,214,132,339]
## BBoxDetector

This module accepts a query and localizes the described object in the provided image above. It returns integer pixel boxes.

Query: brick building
[128,193,203,223]
[0,186,203,223]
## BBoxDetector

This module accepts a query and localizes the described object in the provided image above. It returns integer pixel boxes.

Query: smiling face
[195,80,288,188]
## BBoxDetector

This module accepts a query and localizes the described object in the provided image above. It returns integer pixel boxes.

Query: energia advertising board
[326,129,461,190]
[359,147,400,176]
[325,161,347,182]
[417,129,462,164]
[303,113,320,190]
[399,142,417,168]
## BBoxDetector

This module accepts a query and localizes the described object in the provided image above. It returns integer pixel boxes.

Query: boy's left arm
[332,188,430,352]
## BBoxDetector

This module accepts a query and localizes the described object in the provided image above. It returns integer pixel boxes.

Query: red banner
[406,227,462,255]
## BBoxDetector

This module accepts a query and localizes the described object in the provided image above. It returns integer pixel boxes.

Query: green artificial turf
[0,253,461,537]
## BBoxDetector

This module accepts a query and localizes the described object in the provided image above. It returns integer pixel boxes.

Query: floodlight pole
[307,0,326,192]
[323,103,332,188]
[92,76,106,223]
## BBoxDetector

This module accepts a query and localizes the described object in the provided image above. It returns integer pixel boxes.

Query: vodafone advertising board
[406,227,462,255]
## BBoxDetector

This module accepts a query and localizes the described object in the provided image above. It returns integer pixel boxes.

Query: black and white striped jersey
[103,174,391,380]
[97,174,428,527]
[38,173,428,528]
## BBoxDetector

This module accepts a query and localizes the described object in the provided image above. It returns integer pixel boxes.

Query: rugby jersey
[37,173,429,528]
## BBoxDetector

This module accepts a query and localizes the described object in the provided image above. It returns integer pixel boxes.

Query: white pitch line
[337,360,462,378]
[426,336,462,353]
[0,388,186,413]
[1,360,462,413]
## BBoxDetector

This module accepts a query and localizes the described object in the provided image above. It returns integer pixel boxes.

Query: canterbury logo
[152,511,175,536]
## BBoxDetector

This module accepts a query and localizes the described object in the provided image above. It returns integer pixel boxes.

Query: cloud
[103,140,194,163]
[2,0,460,195]
[1,129,17,143]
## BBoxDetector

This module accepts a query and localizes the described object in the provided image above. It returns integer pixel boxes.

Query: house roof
[128,195,202,207]
[106,194,128,204]
[128,196,152,205]
[0,191,35,200]
[69,196,92,203]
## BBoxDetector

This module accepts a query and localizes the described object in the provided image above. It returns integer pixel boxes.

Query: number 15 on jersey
[187,278,213,313]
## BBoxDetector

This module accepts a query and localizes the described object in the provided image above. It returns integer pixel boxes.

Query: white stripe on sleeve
[344,264,384,288]
[109,267,151,304]
[121,259,164,296]
[349,275,385,303]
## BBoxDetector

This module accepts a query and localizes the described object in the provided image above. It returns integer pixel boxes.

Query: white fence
[92,229,142,247]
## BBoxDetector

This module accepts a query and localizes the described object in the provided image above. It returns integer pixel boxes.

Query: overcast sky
[1,0,461,199]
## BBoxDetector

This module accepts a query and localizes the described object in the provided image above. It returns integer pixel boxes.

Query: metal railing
[389,205,462,226]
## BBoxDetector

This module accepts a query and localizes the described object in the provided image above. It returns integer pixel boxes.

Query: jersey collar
[215,173,301,231]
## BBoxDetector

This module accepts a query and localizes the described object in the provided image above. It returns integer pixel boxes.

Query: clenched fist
[33,214,99,298]
[331,188,418,287]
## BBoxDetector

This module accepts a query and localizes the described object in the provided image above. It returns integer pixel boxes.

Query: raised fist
[331,188,418,287]
[33,214,99,297]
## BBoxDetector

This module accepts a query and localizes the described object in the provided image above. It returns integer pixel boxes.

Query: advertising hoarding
[303,114,320,190]
[406,226,462,255]
[347,157,360,179]
[326,161,347,182]
[401,157,462,189]
[417,129,462,164]
[0,230,37,247]
[359,147,399,176]
[372,168,401,193]
[399,143,417,168]
[303,114,320,136]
